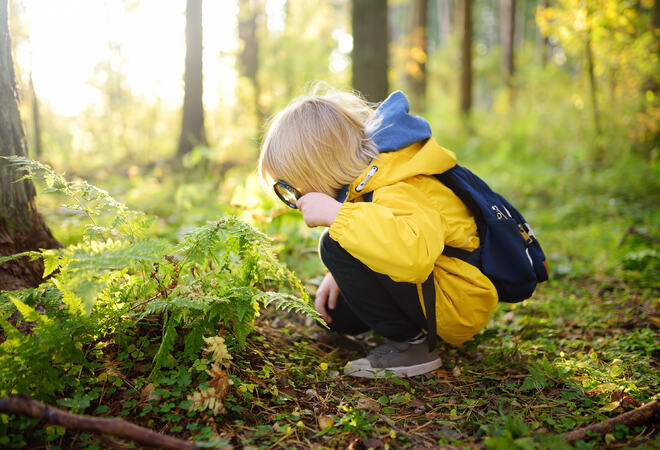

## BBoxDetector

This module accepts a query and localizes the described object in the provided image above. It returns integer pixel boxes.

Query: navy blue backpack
[435,165,549,303]
[362,164,549,350]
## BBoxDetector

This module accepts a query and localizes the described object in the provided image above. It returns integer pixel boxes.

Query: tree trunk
[438,0,451,45]
[459,0,472,117]
[238,0,264,125]
[0,0,61,291]
[537,0,550,67]
[584,12,601,138]
[177,0,207,156]
[499,0,515,106]
[406,0,428,112]
[29,73,41,158]
[649,0,659,95]
[352,0,389,102]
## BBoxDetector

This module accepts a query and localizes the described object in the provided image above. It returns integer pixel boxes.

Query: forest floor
[8,269,658,449]
[2,152,659,448]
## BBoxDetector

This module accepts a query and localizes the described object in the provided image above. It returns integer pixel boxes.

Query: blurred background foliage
[6,0,660,283]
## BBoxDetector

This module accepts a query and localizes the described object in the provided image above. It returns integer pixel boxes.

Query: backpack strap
[421,273,437,352]
[442,245,482,268]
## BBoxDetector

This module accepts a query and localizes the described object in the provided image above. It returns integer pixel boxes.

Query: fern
[1,158,321,396]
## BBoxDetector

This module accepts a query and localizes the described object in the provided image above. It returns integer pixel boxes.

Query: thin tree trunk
[500,0,515,106]
[459,0,472,117]
[352,0,389,102]
[29,73,41,158]
[177,0,207,156]
[437,0,451,45]
[407,0,428,112]
[649,0,659,95]
[0,0,61,290]
[238,0,264,125]
[537,0,550,66]
[584,12,601,138]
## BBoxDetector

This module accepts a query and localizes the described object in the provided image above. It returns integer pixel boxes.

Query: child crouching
[258,85,498,378]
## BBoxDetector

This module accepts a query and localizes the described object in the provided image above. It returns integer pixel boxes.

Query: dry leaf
[188,387,225,415]
[361,437,384,448]
[357,396,381,411]
[140,382,158,401]
[598,400,621,413]
[188,363,234,416]
[207,363,233,400]
[204,336,233,366]
[318,415,335,430]
[409,398,426,409]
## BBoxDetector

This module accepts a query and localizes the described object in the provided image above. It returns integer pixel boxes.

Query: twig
[563,399,660,442]
[373,410,434,446]
[619,227,660,247]
[0,394,197,450]
[127,293,160,313]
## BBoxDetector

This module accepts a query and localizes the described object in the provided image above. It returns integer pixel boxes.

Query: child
[258,85,498,378]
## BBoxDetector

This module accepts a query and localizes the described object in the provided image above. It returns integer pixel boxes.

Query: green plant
[0,157,320,401]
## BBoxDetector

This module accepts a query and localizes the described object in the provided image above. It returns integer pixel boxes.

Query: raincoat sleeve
[328,180,446,284]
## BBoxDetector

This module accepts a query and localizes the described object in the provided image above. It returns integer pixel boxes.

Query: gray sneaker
[344,339,442,378]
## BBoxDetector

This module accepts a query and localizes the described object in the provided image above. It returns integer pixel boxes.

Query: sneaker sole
[344,358,442,379]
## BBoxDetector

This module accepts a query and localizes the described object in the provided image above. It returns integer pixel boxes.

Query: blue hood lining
[367,91,432,153]
[335,91,431,203]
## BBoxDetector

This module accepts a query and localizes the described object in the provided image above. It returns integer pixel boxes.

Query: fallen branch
[0,394,197,450]
[563,399,660,442]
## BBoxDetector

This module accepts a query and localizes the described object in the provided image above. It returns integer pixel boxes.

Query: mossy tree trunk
[0,0,61,290]
[177,0,207,156]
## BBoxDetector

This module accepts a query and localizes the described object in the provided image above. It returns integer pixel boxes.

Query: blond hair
[258,84,380,198]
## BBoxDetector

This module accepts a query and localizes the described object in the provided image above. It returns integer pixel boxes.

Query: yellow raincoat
[328,138,498,346]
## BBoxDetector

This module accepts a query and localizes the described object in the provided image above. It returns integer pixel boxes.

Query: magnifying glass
[273,180,302,209]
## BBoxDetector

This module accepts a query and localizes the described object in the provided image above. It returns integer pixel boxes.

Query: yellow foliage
[405,60,421,78]
[410,46,427,64]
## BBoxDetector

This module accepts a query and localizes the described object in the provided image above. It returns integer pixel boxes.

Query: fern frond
[151,311,180,377]
[0,251,43,265]
[254,291,324,325]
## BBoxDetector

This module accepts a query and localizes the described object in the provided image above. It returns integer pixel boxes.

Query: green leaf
[609,364,623,378]
[42,251,61,278]
[8,295,51,326]
[0,251,42,265]
[151,312,180,377]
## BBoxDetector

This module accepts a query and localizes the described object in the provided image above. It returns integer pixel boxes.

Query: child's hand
[315,272,339,323]
[296,193,342,228]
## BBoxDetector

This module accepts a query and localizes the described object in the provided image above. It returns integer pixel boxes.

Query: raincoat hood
[339,91,457,203]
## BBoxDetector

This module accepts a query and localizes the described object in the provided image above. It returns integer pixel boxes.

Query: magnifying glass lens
[274,182,302,209]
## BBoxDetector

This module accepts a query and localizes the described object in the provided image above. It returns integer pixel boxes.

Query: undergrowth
[0,157,320,445]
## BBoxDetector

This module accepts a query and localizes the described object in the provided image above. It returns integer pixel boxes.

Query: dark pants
[319,230,427,342]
